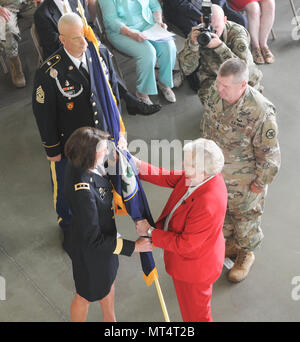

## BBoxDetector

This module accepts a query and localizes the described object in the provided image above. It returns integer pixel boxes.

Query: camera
[196,0,216,47]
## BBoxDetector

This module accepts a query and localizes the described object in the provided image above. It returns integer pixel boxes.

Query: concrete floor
[0,2,300,322]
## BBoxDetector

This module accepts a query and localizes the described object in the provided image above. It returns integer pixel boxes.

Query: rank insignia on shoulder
[75,183,90,191]
[42,54,61,73]
[36,85,45,104]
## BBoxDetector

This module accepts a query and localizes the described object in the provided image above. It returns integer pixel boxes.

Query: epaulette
[74,183,90,191]
[40,54,61,73]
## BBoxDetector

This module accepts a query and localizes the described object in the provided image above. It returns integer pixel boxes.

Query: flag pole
[154,275,170,322]
[77,1,88,28]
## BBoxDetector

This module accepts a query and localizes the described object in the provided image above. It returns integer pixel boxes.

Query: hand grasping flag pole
[76,1,170,322]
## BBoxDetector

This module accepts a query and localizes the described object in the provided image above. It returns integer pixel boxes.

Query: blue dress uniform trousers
[49,157,72,230]
[32,44,121,230]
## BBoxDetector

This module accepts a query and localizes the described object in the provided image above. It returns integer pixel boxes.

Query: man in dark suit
[34,0,161,116]
[32,13,133,231]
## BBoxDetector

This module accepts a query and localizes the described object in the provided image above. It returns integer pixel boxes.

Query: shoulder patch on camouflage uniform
[36,85,45,104]
[75,183,90,191]
[262,119,278,147]
[41,54,61,73]
[237,42,247,53]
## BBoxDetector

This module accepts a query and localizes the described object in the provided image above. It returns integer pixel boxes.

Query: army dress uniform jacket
[178,21,262,101]
[64,162,135,301]
[32,44,120,158]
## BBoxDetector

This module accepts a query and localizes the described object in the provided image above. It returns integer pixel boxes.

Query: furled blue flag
[85,28,158,286]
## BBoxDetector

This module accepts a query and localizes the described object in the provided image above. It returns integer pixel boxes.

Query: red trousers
[173,278,213,322]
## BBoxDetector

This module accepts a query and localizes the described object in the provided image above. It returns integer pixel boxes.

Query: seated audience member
[33,0,161,116]
[98,0,177,104]
[34,0,93,59]
[134,138,227,322]
[0,0,42,88]
[178,4,262,103]
[63,127,152,322]
[229,0,275,64]
[161,0,248,38]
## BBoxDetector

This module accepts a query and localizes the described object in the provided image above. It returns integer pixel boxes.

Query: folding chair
[30,23,44,66]
[290,0,300,32]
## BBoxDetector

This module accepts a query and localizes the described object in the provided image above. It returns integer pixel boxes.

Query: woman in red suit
[135,138,228,322]
[229,0,275,64]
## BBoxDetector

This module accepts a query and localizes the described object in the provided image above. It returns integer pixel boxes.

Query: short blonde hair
[58,13,83,34]
[183,138,224,176]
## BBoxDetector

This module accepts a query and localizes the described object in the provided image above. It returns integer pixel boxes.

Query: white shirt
[54,0,73,15]
[64,48,89,74]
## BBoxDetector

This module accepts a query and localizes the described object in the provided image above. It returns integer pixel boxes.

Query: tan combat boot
[225,240,241,259]
[228,249,255,283]
[8,55,26,88]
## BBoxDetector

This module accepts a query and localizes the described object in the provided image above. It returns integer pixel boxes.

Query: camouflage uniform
[0,0,34,57]
[202,83,281,251]
[178,20,263,104]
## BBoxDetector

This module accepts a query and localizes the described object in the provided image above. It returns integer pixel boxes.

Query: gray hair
[58,13,83,33]
[183,138,224,176]
[219,58,249,84]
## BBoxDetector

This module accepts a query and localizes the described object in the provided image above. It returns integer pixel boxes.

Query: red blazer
[139,161,227,285]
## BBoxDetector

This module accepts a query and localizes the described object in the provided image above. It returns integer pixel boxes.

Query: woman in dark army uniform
[63,127,152,322]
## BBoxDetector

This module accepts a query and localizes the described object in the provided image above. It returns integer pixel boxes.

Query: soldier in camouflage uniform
[178,4,262,104]
[0,0,39,87]
[202,58,280,282]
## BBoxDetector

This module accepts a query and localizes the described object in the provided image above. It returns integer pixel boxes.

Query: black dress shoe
[126,100,162,116]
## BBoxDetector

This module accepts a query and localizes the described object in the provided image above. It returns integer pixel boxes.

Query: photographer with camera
[178,1,262,104]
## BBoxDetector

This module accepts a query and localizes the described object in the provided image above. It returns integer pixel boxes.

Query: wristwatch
[147,227,155,237]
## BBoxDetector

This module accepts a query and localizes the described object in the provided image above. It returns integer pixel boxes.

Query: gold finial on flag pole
[77,0,88,28]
